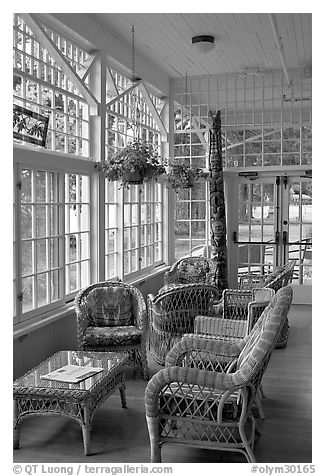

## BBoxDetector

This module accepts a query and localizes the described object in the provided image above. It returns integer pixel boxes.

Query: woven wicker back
[148,283,220,364]
[152,283,219,325]
[235,286,293,386]
[222,289,254,319]
[264,260,296,291]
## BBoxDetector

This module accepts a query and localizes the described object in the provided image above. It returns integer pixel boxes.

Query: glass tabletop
[13,350,127,392]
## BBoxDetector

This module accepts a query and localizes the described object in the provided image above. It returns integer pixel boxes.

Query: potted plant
[96,138,166,187]
[166,160,209,191]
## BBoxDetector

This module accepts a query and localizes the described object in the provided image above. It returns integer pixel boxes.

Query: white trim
[138,82,168,140]
[13,144,96,174]
[106,81,141,108]
[13,303,75,340]
[20,14,99,114]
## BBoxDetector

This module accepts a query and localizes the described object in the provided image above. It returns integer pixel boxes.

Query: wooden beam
[106,81,140,108]
[105,58,119,97]
[20,14,99,115]
[223,129,281,151]
[191,117,208,152]
[138,82,168,140]
[78,52,99,82]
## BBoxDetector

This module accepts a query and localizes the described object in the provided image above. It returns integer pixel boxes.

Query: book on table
[41,364,104,384]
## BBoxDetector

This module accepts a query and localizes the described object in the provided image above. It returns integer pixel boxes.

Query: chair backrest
[149,283,220,333]
[222,289,254,320]
[164,257,213,285]
[264,260,296,291]
[233,286,293,388]
[74,280,146,328]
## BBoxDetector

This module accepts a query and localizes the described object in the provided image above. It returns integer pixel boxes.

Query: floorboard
[13,304,312,463]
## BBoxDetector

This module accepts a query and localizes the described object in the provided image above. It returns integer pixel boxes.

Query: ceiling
[90,13,312,80]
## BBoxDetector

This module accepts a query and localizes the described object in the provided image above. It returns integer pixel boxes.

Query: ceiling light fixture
[192,35,215,54]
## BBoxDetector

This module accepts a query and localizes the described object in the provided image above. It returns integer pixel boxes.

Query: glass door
[235,172,312,302]
[282,175,312,288]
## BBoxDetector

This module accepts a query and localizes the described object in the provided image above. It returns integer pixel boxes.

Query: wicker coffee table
[13,350,128,455]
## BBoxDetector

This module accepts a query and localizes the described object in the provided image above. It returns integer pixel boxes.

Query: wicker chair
[197,288,275,340]
[239,260,296,348]
[191,288,275,420]
[145,286,293,463]
[164,256,215,286]
[147,283,220,366]
[74,281,149,379]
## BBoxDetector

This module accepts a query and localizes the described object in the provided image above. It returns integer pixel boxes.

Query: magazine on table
[41,364,104,384]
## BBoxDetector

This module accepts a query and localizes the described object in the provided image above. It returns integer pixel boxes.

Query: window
[15,167,91,323]
[171,70,312,258]
[13,14,90,156]
[13,16,167,325]
[105,70,164,278]
[64,174,91,294]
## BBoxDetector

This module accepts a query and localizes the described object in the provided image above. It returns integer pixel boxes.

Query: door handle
[275,231,280,244]
[282,231,288,245]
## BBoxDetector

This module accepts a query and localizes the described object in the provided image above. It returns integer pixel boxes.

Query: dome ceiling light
[192,35,215,53]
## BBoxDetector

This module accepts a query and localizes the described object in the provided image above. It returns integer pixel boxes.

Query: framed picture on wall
[13,105,49,147]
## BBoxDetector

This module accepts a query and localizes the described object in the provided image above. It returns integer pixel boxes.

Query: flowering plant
[96,138,166,187]
[166,160,209,190]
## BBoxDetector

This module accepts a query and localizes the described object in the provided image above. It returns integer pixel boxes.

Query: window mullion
[15,164,23,323]
[31,170,37,309]
[59,172,66,299]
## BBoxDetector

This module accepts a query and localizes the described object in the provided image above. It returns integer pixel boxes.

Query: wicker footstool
[13,350,127,455]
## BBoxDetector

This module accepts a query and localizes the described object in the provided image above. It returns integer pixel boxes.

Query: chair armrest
[145,365,239,418]
[194,316,248,340]
[165,334,243,369]
[213,302,224,316]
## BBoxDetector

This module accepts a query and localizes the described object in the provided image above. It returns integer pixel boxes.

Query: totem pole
[209,110,228,294]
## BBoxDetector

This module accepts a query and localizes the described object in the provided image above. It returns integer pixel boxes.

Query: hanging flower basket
[166,160,209,191]
[95,138,166,187]
[123,170,145,184]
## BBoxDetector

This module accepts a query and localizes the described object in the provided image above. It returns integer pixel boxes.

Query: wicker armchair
[74,281,149,379]
[239,260,296,348]
[191,288,275,419]
[145,286,293,463]
[164,256,215,286]
[147,283,220,365]
[197,288,275,340]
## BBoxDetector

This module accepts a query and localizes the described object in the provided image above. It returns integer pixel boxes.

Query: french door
[234,171,312,303]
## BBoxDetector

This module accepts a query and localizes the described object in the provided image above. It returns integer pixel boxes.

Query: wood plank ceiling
[90,13,312,79]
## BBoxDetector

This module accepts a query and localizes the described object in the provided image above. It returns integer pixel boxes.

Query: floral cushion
[83,326,142,347]
[86,287,134,327]
[176,258,210,284]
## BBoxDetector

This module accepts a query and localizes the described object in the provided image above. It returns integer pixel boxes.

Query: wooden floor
[13,304,312,464]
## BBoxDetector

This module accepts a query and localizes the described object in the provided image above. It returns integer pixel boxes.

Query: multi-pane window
[13,14,90,156]
[105,180,118,280]
[171,70,312,259]
[105,70,164,278]
[174,184,209,259]
[64,174,91,294]
[15,168,91,323]
[19,168,61,315]
[13,17,166,325]
[122,182,163,277]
